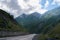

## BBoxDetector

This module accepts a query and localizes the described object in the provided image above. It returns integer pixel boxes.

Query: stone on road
[0,34,36,40]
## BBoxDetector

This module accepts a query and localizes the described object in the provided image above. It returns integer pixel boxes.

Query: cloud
[17,0,41,9]
[0,0,48,18]
[0,2,10,12]
[52,0,60,5]
[44,0,49,8]
[0,2,19,18]
[17,0,47,14]
[0,0,22,18]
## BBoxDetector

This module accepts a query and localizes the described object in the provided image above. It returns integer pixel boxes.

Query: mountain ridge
[15,7,60,34]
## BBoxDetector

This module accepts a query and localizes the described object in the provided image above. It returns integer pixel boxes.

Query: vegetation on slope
[0,9,27,32]
[37,23,60,40]
[37,7,60,40]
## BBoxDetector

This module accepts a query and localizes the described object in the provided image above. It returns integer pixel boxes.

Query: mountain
[16,13,27,26]
[37,7,60,40]
[0,9,27,32]
[15,12,41,33]
[38,7,60,34]
[16,7,60,34]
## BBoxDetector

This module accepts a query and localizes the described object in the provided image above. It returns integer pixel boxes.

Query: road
[0,34,37,40]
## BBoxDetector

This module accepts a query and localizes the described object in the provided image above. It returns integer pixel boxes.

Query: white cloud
[52,0,60,5]
[0,0,5,2]
[0,0,48,18]
[37,9,47,14]
[0,1,18,18]
[17,0,47,14]
[0,2,10,11]
[0,0,11,3]
[27,7,47,14]
[45,0,49,8]
[11,10,19,17]
[6,0,11,3]
[17,0,41,9]
[0,0,21,18]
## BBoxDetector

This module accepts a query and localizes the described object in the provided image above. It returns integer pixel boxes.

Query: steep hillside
[36,7,60,34]
[37,7,60,40]
[49,23,60,37]
[0,9,27,32]
[37,23,60,40]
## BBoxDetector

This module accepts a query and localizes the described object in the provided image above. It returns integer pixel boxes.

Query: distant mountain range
[15,7,60,34]
[16,12,41,33]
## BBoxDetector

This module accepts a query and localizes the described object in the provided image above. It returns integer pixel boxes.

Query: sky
[0,0,60,18]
